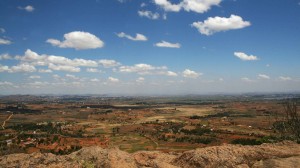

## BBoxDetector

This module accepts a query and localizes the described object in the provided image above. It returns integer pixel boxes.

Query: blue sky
[0,0,300,95]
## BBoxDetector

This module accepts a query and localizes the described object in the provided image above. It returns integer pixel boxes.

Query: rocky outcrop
[173,141,300,168]
[1,141,300,168]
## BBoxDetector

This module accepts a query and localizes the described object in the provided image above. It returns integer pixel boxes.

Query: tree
[273,101,300,142]
[52,135,59,143]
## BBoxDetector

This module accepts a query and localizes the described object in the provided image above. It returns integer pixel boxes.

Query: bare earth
[1,141,300,168]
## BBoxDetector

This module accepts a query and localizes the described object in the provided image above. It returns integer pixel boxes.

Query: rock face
[173,141,300,168]
[1,141,300,168]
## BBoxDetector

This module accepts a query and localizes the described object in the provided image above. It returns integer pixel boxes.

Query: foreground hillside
[1,141,300,168]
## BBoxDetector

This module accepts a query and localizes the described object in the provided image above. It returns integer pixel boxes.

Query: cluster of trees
[175,136,214,144]
[189,112,230,119]
[181,127,211,136]
[231,138,262,145]
[10,122,60,134]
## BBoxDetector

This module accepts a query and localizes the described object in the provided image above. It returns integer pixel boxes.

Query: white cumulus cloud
[0,64,10,72]
[38,69,52,73]
[258,74,270,79]
[108,77,119,83]
[154,41,181,48]
[46,31,104,50]
[279,76,292,81]
[46,56,97,67]
[120,64,155,73]
[9,64,36,73]
[181,0,221,13]
[156,70,178,76]
[153,0,181,12]
[0,53,13,60]
[182,69,201,78]
[24,5,34,12]
[165,71,178,76]
[0,38,12,45]
[29,75,41,79]
[48,63,80,72]
[118,63,177,76]
[18,5,35,12]
[90,78,100,82]
[11,49,121,73]
[234,52,259,61]
[241,77,254,82]
[154,0,221,13]
[19,49,97,68]
[86,68,100,73]
[17,49,47,62]
[119,63,167,75]
[66,74,79,80]
[191,15,251,35]
[117,32,147,41]
[99,59,121,68]
[138,10,160,20]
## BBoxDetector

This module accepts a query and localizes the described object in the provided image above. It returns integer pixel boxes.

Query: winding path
[1,112,13,129]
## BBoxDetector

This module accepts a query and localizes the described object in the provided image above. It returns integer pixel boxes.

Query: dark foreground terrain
[1,141,300,168]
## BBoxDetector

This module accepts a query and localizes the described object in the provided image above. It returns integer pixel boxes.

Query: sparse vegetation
[0,94,298,155]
